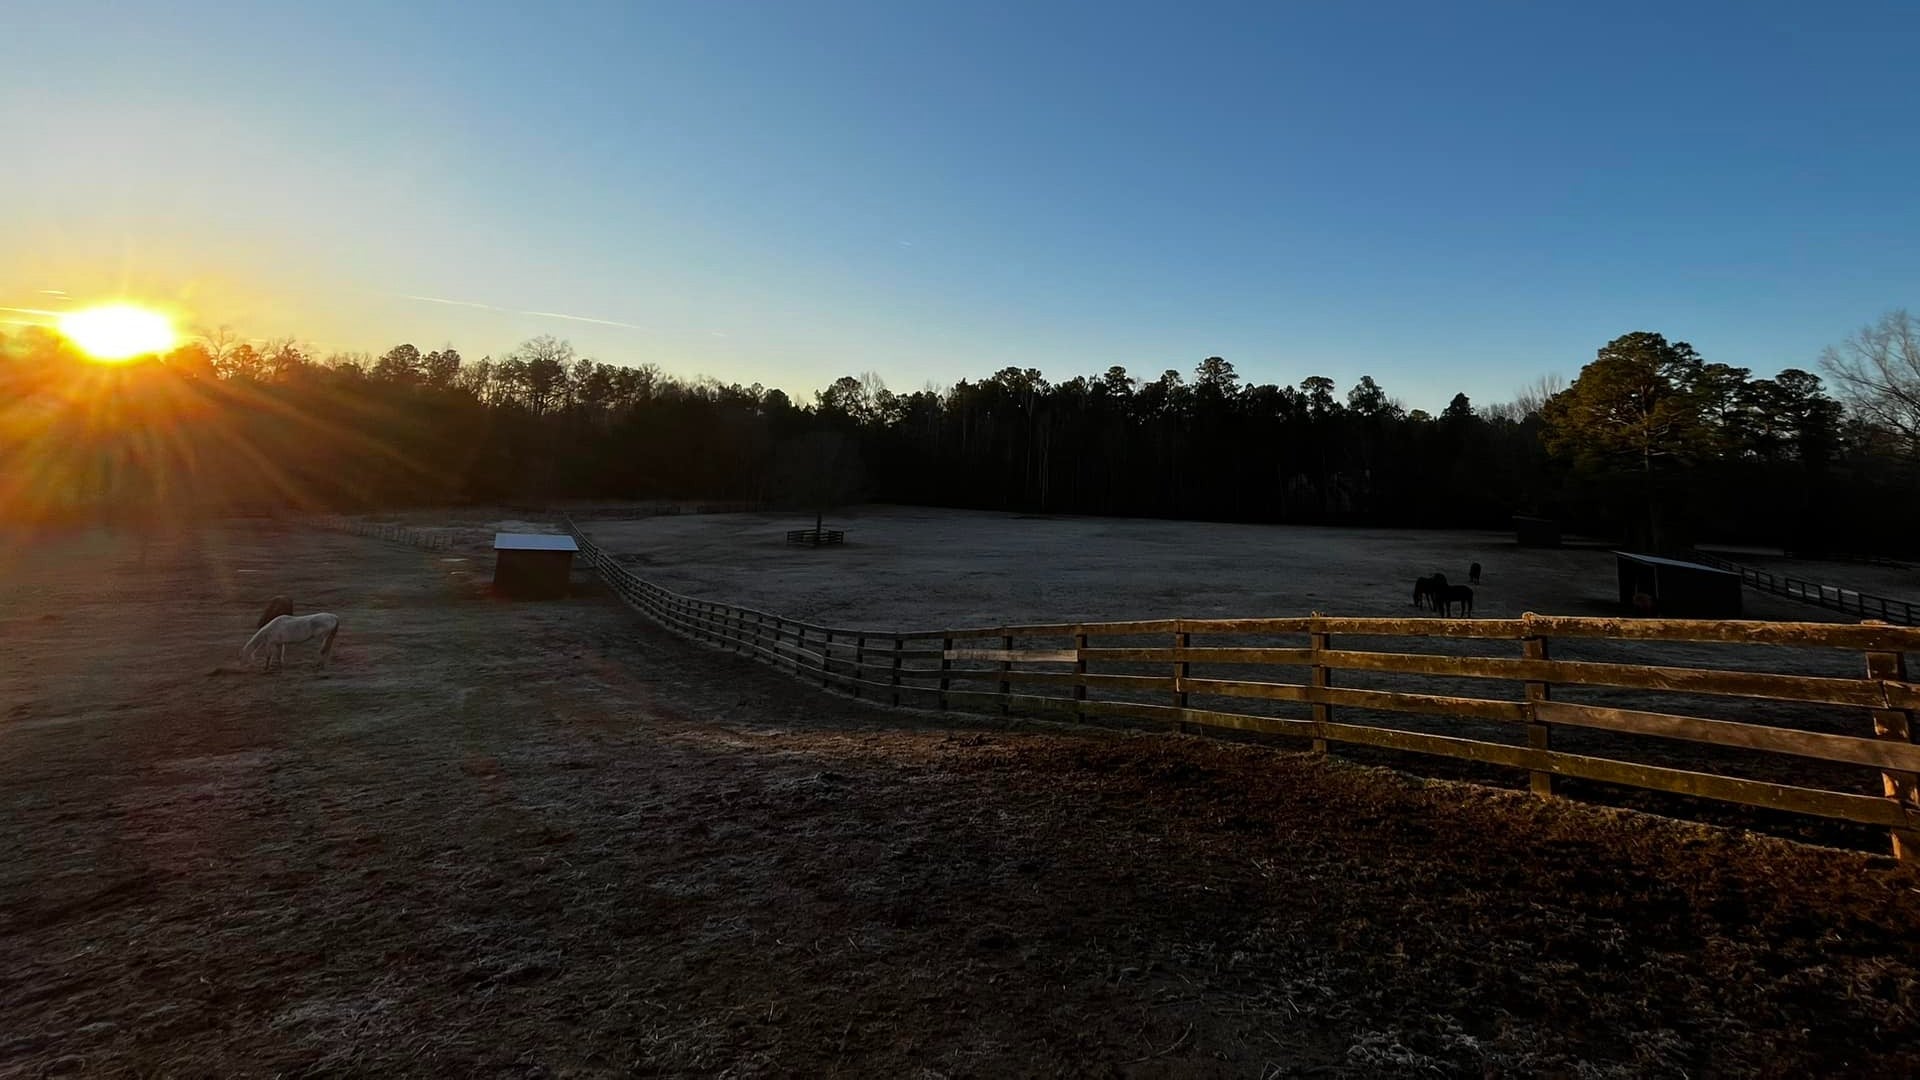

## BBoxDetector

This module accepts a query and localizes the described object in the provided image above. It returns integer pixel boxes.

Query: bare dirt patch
[2,523,1918,1076]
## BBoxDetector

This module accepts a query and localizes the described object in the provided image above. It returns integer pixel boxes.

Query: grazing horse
[1435,585,1474,617]
[1468,562,1482,585]
[1413,573,1451,612]
[256,595,293,629]
[243,613,340,672]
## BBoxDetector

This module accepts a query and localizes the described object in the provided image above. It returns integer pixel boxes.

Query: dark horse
[1469,561,1482,585]
[1435,584,1474,617]
[1413,574,1441,608]
[257,595,294,629]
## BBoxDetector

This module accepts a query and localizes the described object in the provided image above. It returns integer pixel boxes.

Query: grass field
[3,516,1919,1076]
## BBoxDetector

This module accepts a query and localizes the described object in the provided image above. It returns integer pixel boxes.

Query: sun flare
[57,304,179,361]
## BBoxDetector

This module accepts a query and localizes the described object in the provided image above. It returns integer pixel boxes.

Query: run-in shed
[492,533,578,599]
[1614,551,1743,617]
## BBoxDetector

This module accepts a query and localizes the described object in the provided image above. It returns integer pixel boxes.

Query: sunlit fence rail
[319,517,454,551]
[566,518,1920,859]
[1690,550,1919,626]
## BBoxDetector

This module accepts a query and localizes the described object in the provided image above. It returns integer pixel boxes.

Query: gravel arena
[4,507,1919,1077]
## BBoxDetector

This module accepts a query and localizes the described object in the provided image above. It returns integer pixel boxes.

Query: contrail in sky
[396,293,646,331]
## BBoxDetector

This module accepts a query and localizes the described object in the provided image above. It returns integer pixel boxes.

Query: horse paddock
[3,518,1919,1076]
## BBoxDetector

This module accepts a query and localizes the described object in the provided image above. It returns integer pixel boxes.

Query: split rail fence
[565,519,1920,859]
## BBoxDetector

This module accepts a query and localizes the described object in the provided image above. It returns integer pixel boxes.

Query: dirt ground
[4,522,1920,1077]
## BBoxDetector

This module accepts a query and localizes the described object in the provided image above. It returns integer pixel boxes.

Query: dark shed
[493,533,578,599]
[1514,515,1561,547]
[1614,551,1743,617]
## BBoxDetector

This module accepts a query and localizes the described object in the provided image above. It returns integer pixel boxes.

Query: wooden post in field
[1309,617,1331,753]
[1173,629,1191,733]
[890,635,904,707]
[1523,634,1553,796]
[999,634,1013,714]
[940,636,954,711]
[1073,632,1089,714]
[1866,644,1919,860]
[854,634,866,699]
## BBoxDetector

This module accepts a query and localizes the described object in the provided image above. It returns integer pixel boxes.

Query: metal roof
[1612,551,1735,575]
[494,532,579,552]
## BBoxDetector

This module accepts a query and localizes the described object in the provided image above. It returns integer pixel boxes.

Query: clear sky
[3,1,1916,409]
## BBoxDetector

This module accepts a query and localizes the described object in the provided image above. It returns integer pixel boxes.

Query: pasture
[3,516,1919,1076]
[585,507,1920,850]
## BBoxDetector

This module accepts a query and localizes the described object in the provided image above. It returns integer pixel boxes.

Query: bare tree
[1507,373,1567,419]
[1822,309,1920,454]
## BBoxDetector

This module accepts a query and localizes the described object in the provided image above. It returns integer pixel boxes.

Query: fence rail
[565,518,1920,859]
[1690,550,1919,626]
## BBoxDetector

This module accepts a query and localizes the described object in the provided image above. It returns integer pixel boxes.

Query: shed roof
[494,532,579,552]
[1612,551,1735,576]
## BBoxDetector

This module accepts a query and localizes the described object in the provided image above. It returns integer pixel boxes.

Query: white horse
[243,613,340,672]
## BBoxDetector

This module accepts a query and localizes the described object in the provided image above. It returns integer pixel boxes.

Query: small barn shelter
[1614,551,1742,618]
[492,533,578,600]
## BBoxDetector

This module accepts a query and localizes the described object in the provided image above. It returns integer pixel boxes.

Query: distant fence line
[1690,550,1919,626]
[318,517,454,552]
[563,516,1920,861]
[501,501,759,521]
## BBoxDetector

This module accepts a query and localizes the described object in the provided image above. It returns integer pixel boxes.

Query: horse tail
[242,620,275,658]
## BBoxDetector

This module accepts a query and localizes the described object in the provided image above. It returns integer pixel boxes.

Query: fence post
[1173,628,1191,733]
[891,635,904,707]
[854,634,866,699]
[1866,644,1919,861]
[1309,616,1331,753]
[999,634,1012,714]
[787,620,801,675]
[820,630,832,688]
[940,636,954,711]
[1073,631,1088,714]
[1523,631,1554,797]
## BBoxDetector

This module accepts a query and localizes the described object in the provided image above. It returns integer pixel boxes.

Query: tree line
[3,312,1916,555]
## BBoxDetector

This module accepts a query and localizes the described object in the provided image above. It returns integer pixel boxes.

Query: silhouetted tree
[1822,309,1920,457]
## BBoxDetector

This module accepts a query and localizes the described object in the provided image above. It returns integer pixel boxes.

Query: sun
[57,303,179,362]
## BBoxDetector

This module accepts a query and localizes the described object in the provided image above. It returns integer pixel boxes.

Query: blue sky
[3,1,1916,409]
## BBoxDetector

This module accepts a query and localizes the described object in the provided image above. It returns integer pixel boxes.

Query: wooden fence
[564,519,1920,860]
[1690,550,1919,626]
[320,517,455,552]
